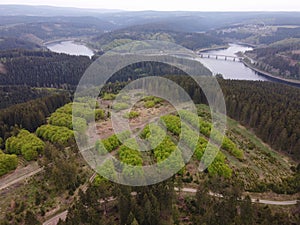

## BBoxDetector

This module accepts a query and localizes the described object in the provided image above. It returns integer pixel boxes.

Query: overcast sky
[0,0,300,11]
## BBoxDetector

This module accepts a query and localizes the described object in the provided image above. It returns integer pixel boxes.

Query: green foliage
[221,137,244,160]
[117,139,143,180]
[50,103,102,132]
[123,138,139,150]
[102,93,116,100]
[95,109,105,121]
[208,157,232,178]
[154,137,184,174]
[168,76,300,160]
[180,109,243,160]
[118,144,143,166]
[124,111,140,119]
[72,103,95,122]
[56,102,98,122]
[36,125,74,146]
[143,96,163,109]
[95,131,131,155]
[154,136,177,162]
[94,163,117,185]
[0,150,18,176]
[49,110,88,132]
[140,123,184,173]
[181,123,200,149]
[5,129,44,161]
[0,93,70,140]
[55,103,73,114]
[192,135,232,178]
[179,110,211,137]
[112,102,130,112]
[144,100,155,108]
[48,112,73,129]
[140,124,166,148]
[75,97,99,108]
[143,96,163,104]
[193,136,208,160]
[160,115,181,136]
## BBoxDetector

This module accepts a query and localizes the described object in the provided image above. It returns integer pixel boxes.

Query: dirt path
[0,162,42,191]
[175,187,298,205]
[43,210,68,225]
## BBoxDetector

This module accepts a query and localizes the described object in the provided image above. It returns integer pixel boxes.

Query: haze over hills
[1,5,300,32]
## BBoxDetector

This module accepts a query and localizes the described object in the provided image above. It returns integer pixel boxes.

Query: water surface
[198,44,269,81]
[47,41,94,58]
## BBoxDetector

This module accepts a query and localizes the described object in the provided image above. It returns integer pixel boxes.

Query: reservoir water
[198,44,269,81]
[47,41,94,58]
[46,41,287,83]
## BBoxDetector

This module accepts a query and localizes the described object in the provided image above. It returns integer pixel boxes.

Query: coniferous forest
[0,5,300,225]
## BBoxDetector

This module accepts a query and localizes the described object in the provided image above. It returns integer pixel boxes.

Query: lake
[198,44,269,81]
[47,41,94,58]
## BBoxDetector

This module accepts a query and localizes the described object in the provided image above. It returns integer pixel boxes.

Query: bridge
[198,53,243,62]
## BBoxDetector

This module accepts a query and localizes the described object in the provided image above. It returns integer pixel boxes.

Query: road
[0,162,43,191]
[43,186,299,225]
[1,164,298,225]
[177,187,298,206]
[43,210,68,225]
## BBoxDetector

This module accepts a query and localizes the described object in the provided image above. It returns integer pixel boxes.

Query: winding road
[0,159,298,225]
[0,162,298,225]
[42,186,298,225]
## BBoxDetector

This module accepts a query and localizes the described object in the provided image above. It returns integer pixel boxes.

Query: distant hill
[2,5,300,33]
[90,25,225,51]
[0,15,114,43]
[0,37,42,50]
[0,4,123,17]
[245,38,300,80]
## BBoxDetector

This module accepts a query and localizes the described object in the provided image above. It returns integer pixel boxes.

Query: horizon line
[0,4,300,13]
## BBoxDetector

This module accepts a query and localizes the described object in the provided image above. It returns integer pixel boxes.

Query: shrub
[6,129,44,161]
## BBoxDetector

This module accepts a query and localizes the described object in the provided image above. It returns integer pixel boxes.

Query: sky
[0,0,300,11]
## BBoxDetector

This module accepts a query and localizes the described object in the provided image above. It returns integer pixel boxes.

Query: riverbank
[43,38,77,46]
[197,44,229,53]
[242,55,300,86]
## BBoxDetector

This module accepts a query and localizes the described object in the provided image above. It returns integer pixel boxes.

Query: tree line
[0,93,70,141]
[0,86,54,109]
[0,50,91,88]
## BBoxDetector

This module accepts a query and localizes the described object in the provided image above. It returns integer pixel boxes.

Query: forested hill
[0,37,42,51]
[0,52,211,88]
[245,38,300,80]
[0,50,92,88]
[0,93,70,140]
[168,76,300,160]
[0,86,51,109]
[90,26,225,51]
[220,80,300,159]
